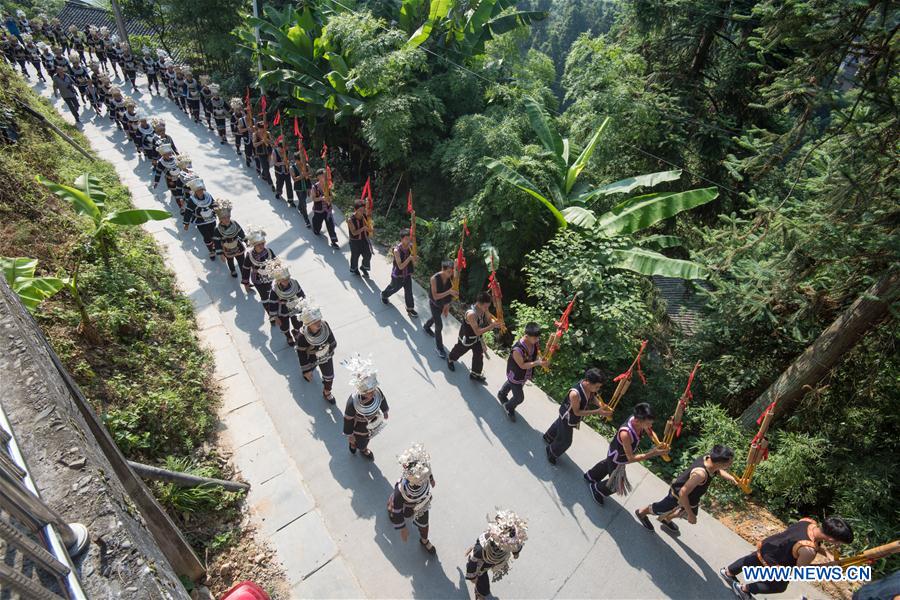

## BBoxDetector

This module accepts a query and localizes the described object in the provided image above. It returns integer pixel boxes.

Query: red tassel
[293,116,300,137]
[758,401,777,425]
[456,246,466,270]
[273,110,281,126]
[261,95,267,113]
[321,144,328,160]
[275,134,283,146]
[406,190,413,214]
[463,219,470,236]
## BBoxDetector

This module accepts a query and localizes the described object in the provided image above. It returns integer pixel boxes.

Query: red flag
[301,145,309,163]
[406,190,413,214]
[273,110,281,126]
[293,116,300,137]
[321,144,328,160]
[555,294,578,332]
[261,95,267,113]
[362,178,374,211]
[488,270,502,300]
[456,246,466,270]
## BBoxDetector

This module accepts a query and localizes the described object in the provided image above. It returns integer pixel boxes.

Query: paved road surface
[33,75,818,600]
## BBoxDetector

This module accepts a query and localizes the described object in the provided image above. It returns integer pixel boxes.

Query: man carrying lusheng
[634,444,738,534]
[447,291,499,383]
[721,516,853,599]
[497,322,546,421]
[543,368,610,462]
[423,260,457,359]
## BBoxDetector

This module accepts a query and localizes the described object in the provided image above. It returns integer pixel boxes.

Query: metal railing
[0,403,88,600]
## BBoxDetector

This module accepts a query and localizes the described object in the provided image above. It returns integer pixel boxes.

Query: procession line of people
[4,13,859,597]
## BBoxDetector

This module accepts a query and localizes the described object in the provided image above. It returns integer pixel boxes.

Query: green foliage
[152,456,244,515]
[1,256,67,310]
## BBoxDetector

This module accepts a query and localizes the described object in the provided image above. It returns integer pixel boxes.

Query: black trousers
[727,553,790,595]
[449,341,484,376]
[423,302,445,352]
[294,184,311,225]
[349,239,371,272]
[187,98,200,121]
[277,314,300,341]
[30,61,45,80]
[255,154,273,187]
[499,380,525,413]
[215,118,227,139]
[545,417,575,459]
[312,211,338,243]
[224,253,243,274]
[274,170,292,199]
[147,72,159,93]
[382,275,413,309]
[196,222,216,256]
[305,358,336,391]
[124,70,136,88]
[62,95,80,120]
[586,457,618,496]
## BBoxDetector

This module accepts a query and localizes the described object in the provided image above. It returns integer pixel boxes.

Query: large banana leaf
[407,0,454,48]
[75,173,107,207]
[564,117,609,194]
[639,234,684,249]
[560,205,597,228]
[523,96,563,159]
[589,169,682,199]
[104,209,170,226]
[37,175,101,223]
[487,160,567,228]
[1,257,37,282]
[13,277,68,310]
[596,187,719,237]
[612,247,710,280]
[486,10,547,35]
[399,0,427,33]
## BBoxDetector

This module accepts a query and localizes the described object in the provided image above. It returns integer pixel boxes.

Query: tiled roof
[652,275,713,335]
[56,0,155,38]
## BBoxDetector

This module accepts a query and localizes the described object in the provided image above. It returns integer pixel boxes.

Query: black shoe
[424,324,434,337]
[381,296,389,305]
[360,268,369,278]
[506,409,517,422]
[469,372,487,384]
[350,269,360,276]
[407,308,418,317]
[230,270,238,278]
[288,200,295,207]
[447,359,455,372]
[731,581,752,600]
[545,445,557,465]
[305,221,311,229]
[635,510,654,531]
[275,194,282,201]
[660,520,680,535]
[348,443,356,455]
[330,241,340,249]
[323,392,336,405]
[436,348,447,360]
[220,139,226,145]
[719,568,736,586]
[589,484,605,505]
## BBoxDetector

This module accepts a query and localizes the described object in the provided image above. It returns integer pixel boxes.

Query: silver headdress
[208,83,220,95]
[183,66,193,75]
[175,154,192,170]
[109,85,122,96]
[187,178,205,192]
[151,117,165,129]
[294,297,323,325]
[22,33,32,43]
[99,26,109,36]
[16,9,25,18]
[398,443,432,485]
[214,198,232,218]
[484,510,528,553]
[142,47,150,55]
[199,74,209,85]
[260,257,290,281]
[157,143,173,155]
[229,97,243,111]
[68,50,80,63]
[157,48,167,58]
[245,225,266,245]
[343,354,378,393]
[68,24,78,33]
[124,97,136,108]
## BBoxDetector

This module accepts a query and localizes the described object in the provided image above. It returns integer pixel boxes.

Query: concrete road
[33,75,819,600]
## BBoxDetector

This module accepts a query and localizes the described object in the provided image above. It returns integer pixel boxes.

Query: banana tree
[487,97,718,280]
[36,173,169,340]
[1,257,67,311]
[404,0,546,57]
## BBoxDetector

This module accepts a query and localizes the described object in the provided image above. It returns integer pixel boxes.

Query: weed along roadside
[0,62,286,596]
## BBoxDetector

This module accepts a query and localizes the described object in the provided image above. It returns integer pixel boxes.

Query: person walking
[583,403,668,503]
[182,179,219,260]
[240,226,277,305]
[293,298,338,404]
[422,261,457,359]
[211,200,246,278]
[310,168,339,247]
[465,511,528,600]
[497,322,546,421]
[342,355,389,460]
[447,291,498,383]
[634,445,738,534]
[347,200,372,276]
[543,368,610,464]
[380,230,417,316]
[388,443,436,554]
[290,151,312,227]
[51,65,80,123]
[262,259,306,345]
[721,517,853,599]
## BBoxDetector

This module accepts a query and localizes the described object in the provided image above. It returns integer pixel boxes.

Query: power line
[320,0,743,195]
